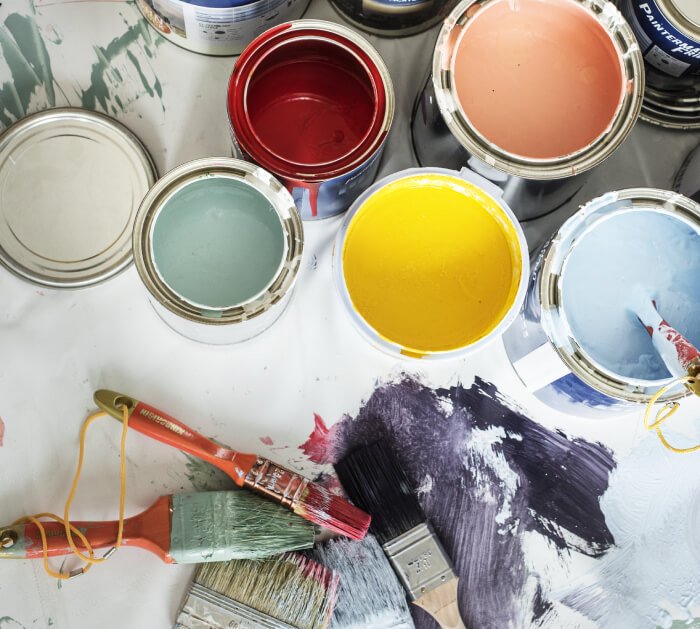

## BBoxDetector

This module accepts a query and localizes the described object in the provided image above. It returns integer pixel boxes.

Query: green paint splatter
[0,618,26,629]
[184,454,235,492]
[0,12,55,126]
[126,49,153,98]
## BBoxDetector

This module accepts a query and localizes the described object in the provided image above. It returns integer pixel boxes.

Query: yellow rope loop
[644,376,700,454]
[12,404,130,579]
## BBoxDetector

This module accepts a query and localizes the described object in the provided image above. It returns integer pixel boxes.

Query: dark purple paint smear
[325,376,616,629]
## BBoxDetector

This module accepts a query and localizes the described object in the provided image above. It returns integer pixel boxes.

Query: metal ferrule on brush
[243,457,309,509]
[382,522,456,601]
[176,583,296,629]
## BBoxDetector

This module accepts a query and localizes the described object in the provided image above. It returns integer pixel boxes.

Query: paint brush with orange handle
[0,490,315,568]
[634,297,700,395]
[94,390,371,540]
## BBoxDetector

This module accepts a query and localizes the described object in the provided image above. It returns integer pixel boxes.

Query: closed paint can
[335,167,529,359]
[329,0,459,36]
[503,188,700,416]
[411,0,643,221]
[621,0,700,78]
[136,0,310,56]
[640,65,700,128]
[228,20,394,220]
[133,158,303,344]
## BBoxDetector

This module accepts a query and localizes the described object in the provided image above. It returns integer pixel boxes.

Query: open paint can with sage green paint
[0,108,156,288]
[228,20,394,220]
[136,0,311,56]
[334,167,529,360]
[502,188,700,417]
[133,158,303,344]
[329,0,459,36]
[411,0,643,221]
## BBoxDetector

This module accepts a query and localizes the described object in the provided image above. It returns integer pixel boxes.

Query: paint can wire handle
[644,375,700,454]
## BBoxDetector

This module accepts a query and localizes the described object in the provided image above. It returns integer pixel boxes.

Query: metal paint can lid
[0,108,157,288]
[670,0,700,31]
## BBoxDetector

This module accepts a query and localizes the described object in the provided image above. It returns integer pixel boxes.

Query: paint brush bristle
[178,554,339,629]
[309,535,415,629]
[296,482,371,541]
[334,441,424,545]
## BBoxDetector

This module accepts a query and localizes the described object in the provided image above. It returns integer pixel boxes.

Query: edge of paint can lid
[0,108,157,288]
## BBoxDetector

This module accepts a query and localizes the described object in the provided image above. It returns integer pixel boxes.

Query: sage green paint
[152,177,286,309]
[168,491,314,563]
[0,524,26,558]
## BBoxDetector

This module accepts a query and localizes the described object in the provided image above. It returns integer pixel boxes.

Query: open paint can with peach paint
[334,167,529,359]
[411,0,644,221]
[228,20,394,220]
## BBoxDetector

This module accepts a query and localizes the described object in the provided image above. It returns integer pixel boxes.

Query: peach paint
[453,0,624,160]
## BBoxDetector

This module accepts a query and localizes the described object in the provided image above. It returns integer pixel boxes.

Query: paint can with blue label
[502,188,700,416]
[133,158,303,344]
[621,0,700,77]
[329,0,459,36]
[136,0,310,56]
[227,20,394,220]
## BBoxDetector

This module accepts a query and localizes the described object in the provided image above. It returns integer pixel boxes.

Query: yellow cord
[644,376,700,454]
[12,405,130,579]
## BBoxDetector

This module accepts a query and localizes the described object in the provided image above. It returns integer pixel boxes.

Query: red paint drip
[659,319,700,371]
[300,414,340,465]
[259,436,274,446]
[0,416,3,446]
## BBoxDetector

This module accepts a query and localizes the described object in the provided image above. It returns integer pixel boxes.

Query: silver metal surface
[674,140,700,199]
[411,0,644,221]
[175,583,295,629]
[0,108,156,288]
[382,522,456,601]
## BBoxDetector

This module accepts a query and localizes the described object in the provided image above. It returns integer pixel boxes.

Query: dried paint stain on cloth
[300,376,616,628]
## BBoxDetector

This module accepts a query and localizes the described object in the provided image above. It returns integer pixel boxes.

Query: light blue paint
[152,177,285,309]
[561,210,700,381]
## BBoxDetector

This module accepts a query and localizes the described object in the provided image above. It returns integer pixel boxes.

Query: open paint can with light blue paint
[133,158,303,344]
[503,188,700,416]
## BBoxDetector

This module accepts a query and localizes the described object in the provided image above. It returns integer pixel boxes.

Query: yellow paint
[342,174,523,354]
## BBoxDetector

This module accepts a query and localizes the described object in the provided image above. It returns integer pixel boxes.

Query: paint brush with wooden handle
[633,297,700,394]
[0,490,315,566]
[335,441,466,629]
[94,389,371,540]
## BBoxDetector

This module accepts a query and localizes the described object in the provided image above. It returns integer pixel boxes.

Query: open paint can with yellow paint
[133,158,303,344]
[335,168,529,359]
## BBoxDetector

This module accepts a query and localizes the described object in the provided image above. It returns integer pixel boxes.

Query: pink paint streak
[259,436,274,446]
[0,416,4,447]
[659,320,700,371]
[300,414,341,465]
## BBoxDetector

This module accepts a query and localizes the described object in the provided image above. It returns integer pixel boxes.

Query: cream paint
[453,0,624,159]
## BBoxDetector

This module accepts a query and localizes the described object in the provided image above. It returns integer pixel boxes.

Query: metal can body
[133,158,303,345]
[502,188,700,417]
[334,167,530,360]
[329,0,459,36]
[621,0,700,77]
[136,0,310,56]
[411,0,644,222]
[227,20,395,220]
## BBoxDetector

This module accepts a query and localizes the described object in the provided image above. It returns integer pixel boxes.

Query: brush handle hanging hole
[113,397,135,412]
[0,530,17,548]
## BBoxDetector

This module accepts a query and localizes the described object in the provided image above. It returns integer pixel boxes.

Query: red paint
[659,320,700,371]
[228,24,388,181]
[0,416,4,447]
[22,495,174,563]
[259,435,274,446]
[300,414,341,465]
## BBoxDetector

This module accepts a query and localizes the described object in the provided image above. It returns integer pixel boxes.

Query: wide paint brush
[94,390,371,540]
[176,553,339,629]
[0,490,314,565]
[633,296,700,393]
[335,441,466,629]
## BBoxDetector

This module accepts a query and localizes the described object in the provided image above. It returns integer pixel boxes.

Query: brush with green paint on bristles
[176,553,339,629]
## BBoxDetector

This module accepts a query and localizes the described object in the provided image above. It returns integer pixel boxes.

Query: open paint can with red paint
[411,0,644,221]
[502,188,700,417]
[133,158,303,344]
[228,20,395,220]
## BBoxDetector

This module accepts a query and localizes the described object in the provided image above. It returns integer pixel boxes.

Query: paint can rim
[133,157,303,327]
[653,0,700,38]
[0,107,157,289]
[333,166,530,360]
[538,187,700,403]
[227,20,395,182]
[431,0,645,180]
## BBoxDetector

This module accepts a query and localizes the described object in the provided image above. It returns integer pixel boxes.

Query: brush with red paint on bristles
[633,296,700,395]
[93,390,371,540]
[335,441,466,629]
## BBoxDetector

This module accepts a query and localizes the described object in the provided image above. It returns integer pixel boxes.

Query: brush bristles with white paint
[309,534,415,629]
[176,553,339,629]
[335,441,466,629]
